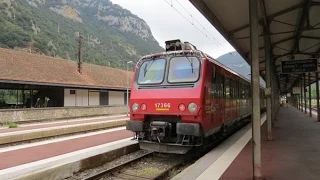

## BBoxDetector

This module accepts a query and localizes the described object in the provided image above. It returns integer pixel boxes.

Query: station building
[0,48,133,109]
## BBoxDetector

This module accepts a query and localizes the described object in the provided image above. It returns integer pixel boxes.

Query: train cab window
[168,56,200,83]
[137,58,166,84]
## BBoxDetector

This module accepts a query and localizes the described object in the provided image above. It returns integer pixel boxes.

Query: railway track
[83,151,188,180]
[83,120,251,180]
[83,112,265,180]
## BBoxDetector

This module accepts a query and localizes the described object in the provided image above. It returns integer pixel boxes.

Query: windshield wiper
[186,57,194,74]
[143,59,156,77]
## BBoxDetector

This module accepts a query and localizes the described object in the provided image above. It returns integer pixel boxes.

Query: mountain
[217,52,251,78]
[0,0,164,69]
[217,51,266,87]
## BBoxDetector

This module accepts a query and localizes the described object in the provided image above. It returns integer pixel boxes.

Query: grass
[138,167,162,177]
[7,122,18,128]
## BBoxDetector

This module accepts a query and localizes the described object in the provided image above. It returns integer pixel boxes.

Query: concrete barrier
[0,105,127,124]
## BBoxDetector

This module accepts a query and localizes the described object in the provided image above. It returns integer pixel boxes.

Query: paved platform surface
[0,115,127,133]
[219,106,320,180]
[0,128,133,170]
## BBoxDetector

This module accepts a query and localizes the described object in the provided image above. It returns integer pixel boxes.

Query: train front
[126,40,205,154]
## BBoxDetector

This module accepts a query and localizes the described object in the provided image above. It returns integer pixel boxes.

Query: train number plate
[155,103,171,111]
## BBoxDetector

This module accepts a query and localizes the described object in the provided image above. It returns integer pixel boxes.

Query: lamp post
[126,61,133,116]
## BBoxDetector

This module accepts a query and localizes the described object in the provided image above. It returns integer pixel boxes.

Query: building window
[70,90,76,95]
[99,91,109,105]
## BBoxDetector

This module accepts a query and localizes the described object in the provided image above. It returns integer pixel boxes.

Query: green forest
[0,0,164,70]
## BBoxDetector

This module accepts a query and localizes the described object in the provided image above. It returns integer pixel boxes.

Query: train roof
[137,50,264,89]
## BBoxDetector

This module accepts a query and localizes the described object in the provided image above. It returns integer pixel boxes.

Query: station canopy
[190,0,320,94]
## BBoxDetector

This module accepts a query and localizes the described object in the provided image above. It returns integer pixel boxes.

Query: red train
[126,39,266,154]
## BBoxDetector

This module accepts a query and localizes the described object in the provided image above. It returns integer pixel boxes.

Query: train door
[220,72,225,124]
[236,79,240,118]
[224,77,231,122]
[211,69,223,126]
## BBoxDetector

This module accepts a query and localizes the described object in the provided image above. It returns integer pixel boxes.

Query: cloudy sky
[110,0,235,58]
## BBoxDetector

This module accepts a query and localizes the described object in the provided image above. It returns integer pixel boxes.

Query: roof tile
[0,48,134,89]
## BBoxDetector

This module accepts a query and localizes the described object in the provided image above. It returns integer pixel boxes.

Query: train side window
[241,83,245,99]
[221,75,225,98]
[235,80,238,99]
[230,79,233,99]
[217,73,222,98]
[225,78,230,99]
[230,78,234,99]
[234,80,237,99]
[212,66,218,98]
[230,79,234,99]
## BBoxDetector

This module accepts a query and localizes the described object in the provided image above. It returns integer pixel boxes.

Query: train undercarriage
[126,113,255,154]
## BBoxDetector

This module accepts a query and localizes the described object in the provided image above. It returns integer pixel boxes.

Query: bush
[7,122,18,128]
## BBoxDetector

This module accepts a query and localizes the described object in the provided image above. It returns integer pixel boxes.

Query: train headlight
[178,104,186,112]
[132,103,139,112]
[141,104,147,111]
[188,103,198,113]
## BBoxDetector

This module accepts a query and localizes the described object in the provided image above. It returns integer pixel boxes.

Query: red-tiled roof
[0,48,134,89]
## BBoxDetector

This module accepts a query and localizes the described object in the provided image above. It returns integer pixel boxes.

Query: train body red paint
[126,40,266,154]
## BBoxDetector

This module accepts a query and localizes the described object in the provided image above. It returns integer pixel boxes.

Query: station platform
[0,115,128,145]
[0,114,128,133]
[174,106,320,180]
[0,115,134,179]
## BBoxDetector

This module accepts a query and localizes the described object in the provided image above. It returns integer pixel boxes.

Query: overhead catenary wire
[162,0,246,68]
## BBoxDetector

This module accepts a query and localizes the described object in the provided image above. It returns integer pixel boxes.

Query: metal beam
[308,73,312,117]
[230,2,304,34]
[257,36,294,52]
[301,35,320,40]
[304,73,307,114]
[315,42,320,58]
[274,52,292,60]
[268,2,304,21]
[290,74,304,90]
[298,79,300,110]
[291,0,313,58]
[316,72,320,122]
[264,26,273,141]
[301,77,304,112]
[249,0,261,178]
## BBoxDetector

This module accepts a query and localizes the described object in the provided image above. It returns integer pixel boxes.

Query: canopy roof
[190,0,320,93]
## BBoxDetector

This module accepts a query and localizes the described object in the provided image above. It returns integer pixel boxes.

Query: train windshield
[137,58,166,84]
[168,56,200,83]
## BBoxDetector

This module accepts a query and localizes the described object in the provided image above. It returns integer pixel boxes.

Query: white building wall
[89,91,100,106]
[76,89,89,106]
[64,89,127,107]
[64,89,76,107]
[64,89,88,107]
[109,91,124,105]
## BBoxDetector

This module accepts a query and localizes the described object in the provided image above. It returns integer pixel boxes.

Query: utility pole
[78,35,83,74]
